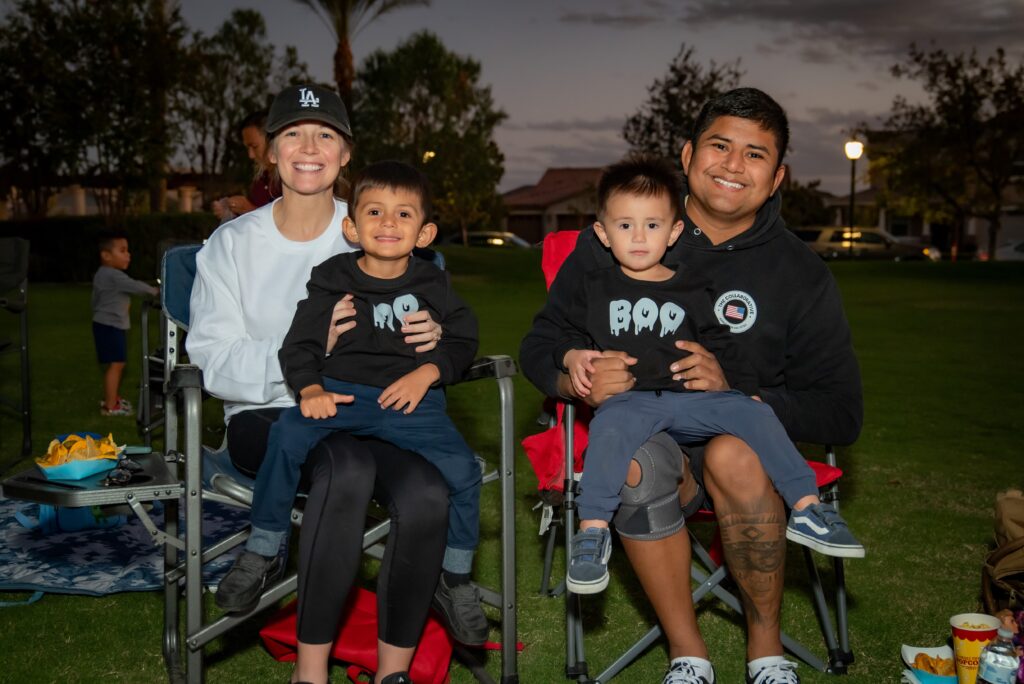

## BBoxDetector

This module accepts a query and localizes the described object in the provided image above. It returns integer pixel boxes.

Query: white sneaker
[663,657,715,684]
[746,657,799,684]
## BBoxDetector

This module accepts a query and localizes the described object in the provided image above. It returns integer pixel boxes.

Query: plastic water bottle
[977,627,1020,684]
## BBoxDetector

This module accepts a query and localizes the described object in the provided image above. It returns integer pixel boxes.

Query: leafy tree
[781,179,830,228]
[623,44,743,161]
[0,0,189,217]
[352,32,506,244]
[292,0,429,109]
[874,45,1024,260]
[74,0,189,216]
[176,9,310,195]
[0,1,83,217]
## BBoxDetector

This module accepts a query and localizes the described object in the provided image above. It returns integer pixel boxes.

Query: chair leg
[19,304,30,457]
[497,375,518,684]
[540,520,560,596]
[163,496,185,683]
[181,380,205,684]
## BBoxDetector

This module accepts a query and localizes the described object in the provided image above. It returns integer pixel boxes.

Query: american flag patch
[724,304,746,320]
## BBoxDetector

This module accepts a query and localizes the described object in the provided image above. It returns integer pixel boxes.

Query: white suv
[793,227,941,262]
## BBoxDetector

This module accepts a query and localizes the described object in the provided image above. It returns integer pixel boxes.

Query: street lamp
[844,140,864,259]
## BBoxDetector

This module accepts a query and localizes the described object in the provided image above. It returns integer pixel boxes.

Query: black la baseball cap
[266,84,352,137]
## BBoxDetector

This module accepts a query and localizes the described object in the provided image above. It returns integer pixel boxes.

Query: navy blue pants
[578,390,817,522]
[251,377,481,553]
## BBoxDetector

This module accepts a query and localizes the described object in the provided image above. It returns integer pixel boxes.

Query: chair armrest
[168,364,204,392]
[457,354,518,383]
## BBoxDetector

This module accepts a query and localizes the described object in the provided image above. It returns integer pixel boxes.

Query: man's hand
[379,364,440,414]
[582,350,637,407]
[671,340,729,391]
[401,310,442,353]
[563,349,603,397]
[299,384,354,419]
[325,294,357,354]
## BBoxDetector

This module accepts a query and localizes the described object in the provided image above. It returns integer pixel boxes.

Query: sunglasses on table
[101,457,151,487]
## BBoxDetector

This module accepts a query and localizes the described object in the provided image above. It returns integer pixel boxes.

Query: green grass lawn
[0,249,1022,683]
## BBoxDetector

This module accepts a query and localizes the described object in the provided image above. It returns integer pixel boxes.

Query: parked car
[993,240,1024,261]
[443,231,533,249]
[795,226,941,261]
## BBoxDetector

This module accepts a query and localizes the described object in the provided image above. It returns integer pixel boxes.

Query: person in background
[211,109,278,220]
[92,230,158,416]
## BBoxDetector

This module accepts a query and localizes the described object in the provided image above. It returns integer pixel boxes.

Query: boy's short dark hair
[97,229,128,253]
[691,87,790,167]
[598,154,682,221]
[349,160,432,220]
[237,109,268,137]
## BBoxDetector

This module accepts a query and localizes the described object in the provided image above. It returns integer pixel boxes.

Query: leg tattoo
[718,509,785,629]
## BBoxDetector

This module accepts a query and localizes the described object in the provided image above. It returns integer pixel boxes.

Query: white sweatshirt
[186,198,355,421]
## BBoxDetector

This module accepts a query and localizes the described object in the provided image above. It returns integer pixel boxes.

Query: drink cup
[949,612,1000,684]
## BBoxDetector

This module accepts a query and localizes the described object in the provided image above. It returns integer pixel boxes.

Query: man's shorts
[681,442,712,512]
[92,321,127,364]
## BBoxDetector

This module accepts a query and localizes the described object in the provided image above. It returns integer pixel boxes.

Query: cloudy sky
[178,0,1024,195]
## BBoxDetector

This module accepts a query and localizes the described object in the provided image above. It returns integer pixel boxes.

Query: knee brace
[613,432,686,541]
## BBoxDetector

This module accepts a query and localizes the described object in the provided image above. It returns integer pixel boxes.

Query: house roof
[503,167,603,210]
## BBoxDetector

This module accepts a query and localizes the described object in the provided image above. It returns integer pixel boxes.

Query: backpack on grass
[983,489,1024,613]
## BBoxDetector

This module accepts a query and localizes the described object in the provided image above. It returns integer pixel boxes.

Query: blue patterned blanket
[0,496,248,597]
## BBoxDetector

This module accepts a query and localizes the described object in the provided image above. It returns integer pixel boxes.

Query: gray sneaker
[786,503,865,558]
[566,527,612,594]
[214,551,282,614]
[432,575,489,646]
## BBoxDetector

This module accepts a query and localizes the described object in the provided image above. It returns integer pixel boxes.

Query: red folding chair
[521,230,855,681]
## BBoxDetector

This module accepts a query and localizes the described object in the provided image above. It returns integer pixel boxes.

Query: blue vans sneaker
[566,527,612,594]
[786,503,865,558]
[664,657,716,683]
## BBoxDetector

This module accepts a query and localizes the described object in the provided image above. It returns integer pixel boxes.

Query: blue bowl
[38,432,120,480]
[39,458,117,481]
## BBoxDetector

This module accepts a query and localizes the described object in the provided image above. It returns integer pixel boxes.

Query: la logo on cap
[298,87,320,108]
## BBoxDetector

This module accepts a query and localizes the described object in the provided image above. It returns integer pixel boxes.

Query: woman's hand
[325,294,357,354]
[401,310,442,353]
[299,384,354,419]
[563,349,603,397]
[671,340,729,391]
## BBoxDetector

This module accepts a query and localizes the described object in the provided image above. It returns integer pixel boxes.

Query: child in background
[92,230,158,416]
[556,155,864,596]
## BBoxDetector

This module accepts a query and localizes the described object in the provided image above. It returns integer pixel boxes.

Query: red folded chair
[520,229,855,681]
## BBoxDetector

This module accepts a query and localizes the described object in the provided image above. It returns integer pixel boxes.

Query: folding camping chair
[524,230,855,682]
[155,244,520,684]
[0,237,32,465]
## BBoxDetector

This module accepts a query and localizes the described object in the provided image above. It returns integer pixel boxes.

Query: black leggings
[227,409,449,646]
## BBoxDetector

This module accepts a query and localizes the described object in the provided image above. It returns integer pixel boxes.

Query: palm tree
[293,0,430,108]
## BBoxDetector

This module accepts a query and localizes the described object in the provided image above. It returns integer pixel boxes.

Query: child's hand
[563,349,603,397]
[299,384,354,419]
[378,364,440,414]
[325,294,357,353]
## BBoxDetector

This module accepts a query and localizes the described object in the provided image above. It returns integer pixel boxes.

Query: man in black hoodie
[519,88,862,684]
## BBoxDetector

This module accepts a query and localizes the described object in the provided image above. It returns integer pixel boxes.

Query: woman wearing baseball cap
[187,84,447,684]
